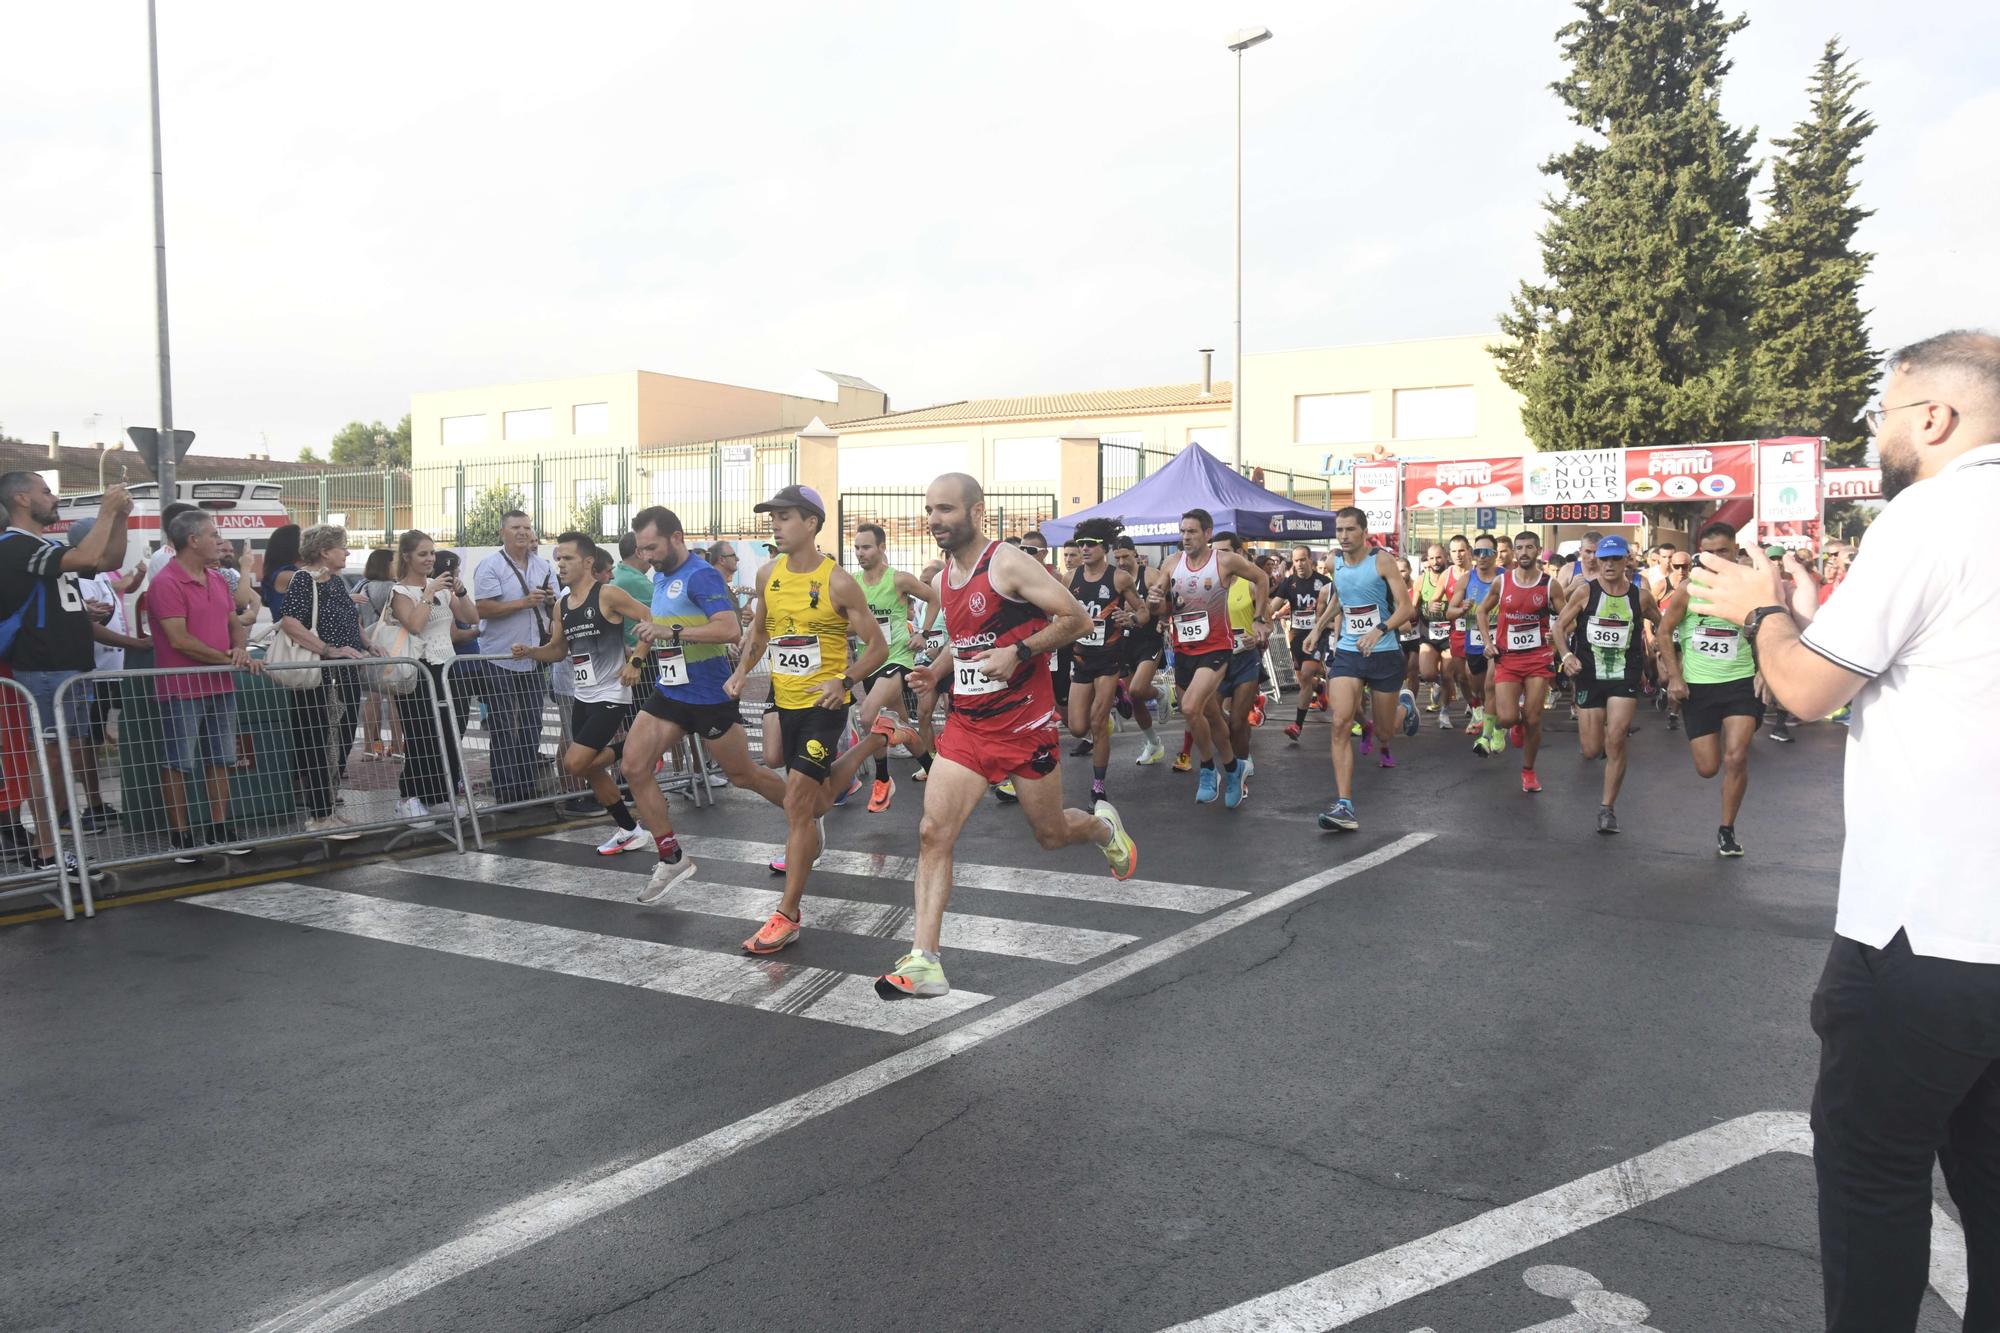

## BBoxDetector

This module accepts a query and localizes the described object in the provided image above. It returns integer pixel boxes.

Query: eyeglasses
[1019,547,1046,557]
[1864,399,1955,430]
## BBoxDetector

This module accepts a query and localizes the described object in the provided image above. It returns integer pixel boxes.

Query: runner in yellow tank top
[761,552,850,709]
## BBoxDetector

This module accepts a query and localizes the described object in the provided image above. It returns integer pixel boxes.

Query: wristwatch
[1742,605,1788,649]
[1014,641,1036,665]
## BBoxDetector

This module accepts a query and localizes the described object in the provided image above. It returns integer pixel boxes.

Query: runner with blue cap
[1554,533,1663,834]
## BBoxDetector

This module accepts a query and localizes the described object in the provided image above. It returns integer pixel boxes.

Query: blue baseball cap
[1595,535,1631,559]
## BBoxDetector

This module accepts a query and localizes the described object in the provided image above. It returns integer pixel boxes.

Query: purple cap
[753,484,825,521]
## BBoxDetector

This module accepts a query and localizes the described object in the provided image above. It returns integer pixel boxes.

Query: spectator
[473,511,558,805]
[0,473,132,872]
[150,511,259,861]
[355,548,402,762]
[707,539,742,590]
[433,549,485,746]
[70,518,150,830]
[614,531,654,656]
[150,501,258,626]
[380,529,475,822]
[259,523,301,616]
[277,524,374,838]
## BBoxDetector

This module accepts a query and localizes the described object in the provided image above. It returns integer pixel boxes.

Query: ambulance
[50,479,297,572]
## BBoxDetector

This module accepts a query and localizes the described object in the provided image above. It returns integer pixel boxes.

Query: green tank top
[1676,604,1754,684]
[1572,582,1641,686]
[858,565,915,669]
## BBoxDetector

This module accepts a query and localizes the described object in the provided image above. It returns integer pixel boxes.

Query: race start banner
[1403,443,1756,509]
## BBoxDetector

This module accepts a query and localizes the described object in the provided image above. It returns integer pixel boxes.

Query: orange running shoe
[743,910,801,955]
[870,712,917,749]
[1521,768,1542,794]
[867,776,895,813]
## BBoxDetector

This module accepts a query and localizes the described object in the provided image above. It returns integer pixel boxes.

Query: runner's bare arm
[894,569,939,616]
[831,567,890,690]
[985,539,1094,656]
[1655,586,1689,695]
[1473,579,1501,648]
[512,607,568,663]
[1303,582,1342,651]
[724,567,775,696]
[1552,580,1590,651]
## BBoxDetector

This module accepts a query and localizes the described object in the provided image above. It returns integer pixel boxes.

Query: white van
[51,480,296,572]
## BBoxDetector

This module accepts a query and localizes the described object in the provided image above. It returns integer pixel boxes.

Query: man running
[1270,544,1332,744]
[1147,507,1269,808]
[874,474,1137,1000]
[849,522,936,812]
[1553,535,1662,833]
[1655,521,1764,856]
[1474,530,1556,792]
[1215,533,1271,795]
[1414,542,1458,727]
[1303,506,1413,831]
[1111,539,1165,765]
[1446,533,1502,747]
[1065,517,1146,802]
[724,485,893,953]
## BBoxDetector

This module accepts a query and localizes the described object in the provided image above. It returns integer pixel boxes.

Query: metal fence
[834,490,1058,572]
[0,675,80,919]
[248,437,798,550]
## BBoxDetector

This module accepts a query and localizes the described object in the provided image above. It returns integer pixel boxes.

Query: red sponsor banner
[1403,457,1526,509]
[1620,443,1755,503]
[1823,467,1881,501]
[1403,443,1760,510]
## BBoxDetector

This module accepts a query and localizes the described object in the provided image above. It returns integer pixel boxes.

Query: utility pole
[147,0,177,498]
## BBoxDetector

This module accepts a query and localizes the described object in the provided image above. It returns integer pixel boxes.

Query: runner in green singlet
[851,522,938,812]
[1555,535,1661,835]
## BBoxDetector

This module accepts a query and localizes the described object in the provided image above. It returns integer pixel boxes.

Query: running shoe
[1070,737,1094,757]
[1509,723,1525,749]
[875,950,949,1000]
[1171,751,1192,773]
[1247,696,1265,727]
[1437,708,1454,731]
[1317,798,1358,832]
[1359,731,1374,757]
[1597,805,1619,835]
[1768,722,1794,743]
[832,773,864,807]
[1666,712,1680,731]
[1284,722,1302,743]
[867,777,895,813]
[742,910,801,955]
[169,831,203,865]
[1135,737,1166,766]
[639,848,697,904]
[1351,720,1364,737]
[596,826,650,856]
[1717,826,1744,858]
[1399,690,1419,736]
[869,712,917,749]
[1195,767,1220,804]
[1222,762,1245,809]
[1114,681,1134,719]
[209,826,252,857]
[1520,768,1542,794]
[994,778,1019,803]
[1378,747,1396,769]
[1094,800,1138,879]
[1425,684,1440,712]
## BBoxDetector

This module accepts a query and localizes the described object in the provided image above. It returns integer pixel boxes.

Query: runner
[1064,518,1146,802]
[1214,533,1271,797]
[1394,555,1424,712]
[1553,535,1662,833]
[874,474,1136,1000]
[1303,507,1413,831]
[908,558,950,781]
[1148,507,1269,808]
[1111,538,1165,765]
[1474,530,1556,793]
[1445,532,1501,746]
[1270,544,1332,744]
[1414,542,1458,727]
[848,522,935,812]
[1655,521,1764,856]
[507,533,656,855]
[724,485,894,953]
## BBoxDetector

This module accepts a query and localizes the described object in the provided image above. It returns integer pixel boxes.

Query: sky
[3,0,1995,462]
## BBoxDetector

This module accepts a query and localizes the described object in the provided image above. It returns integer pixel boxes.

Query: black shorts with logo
[1124,627,1165,670]
[640,691,745,741]
[1172,648,1233,692]
[1071,649,1123,685]
[569,698,632,753]
[1682,676,1764,740]
[863,663,908,695]
[776,704,847,782]
[1575,679,1640,709]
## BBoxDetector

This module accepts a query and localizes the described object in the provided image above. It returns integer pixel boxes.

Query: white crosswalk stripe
[189,883,990,1034]
[371,851,1139,964]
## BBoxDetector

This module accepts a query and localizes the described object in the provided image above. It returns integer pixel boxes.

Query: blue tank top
[1461,566,1499,657]
[1333,551,1397,655]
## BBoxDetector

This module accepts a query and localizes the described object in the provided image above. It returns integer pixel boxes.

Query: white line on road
[1156,1109,1969,1331]
[544,827,1247,914]
[374,851,1139,964]
[241,833,1434,1333]
[189,884,990,1035]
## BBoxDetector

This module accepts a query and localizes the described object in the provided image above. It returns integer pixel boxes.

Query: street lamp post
[146,0,177,498]
[1226,26,1272,472]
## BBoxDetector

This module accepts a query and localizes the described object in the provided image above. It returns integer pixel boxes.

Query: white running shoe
[396,797,435,827]
[597,826,650,856]
[1437,709,1454,730]
[638,852,697,904]
[1134,737,1166,766]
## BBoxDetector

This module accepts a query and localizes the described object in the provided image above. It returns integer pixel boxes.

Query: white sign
[1353,462,1401,537]
[1525,449,1624,504]
[1759,442,1819,522]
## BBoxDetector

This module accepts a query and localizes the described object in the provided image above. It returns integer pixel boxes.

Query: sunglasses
[1472,548,1496,557]
[1019,547,1046,557]
[1074,538,1105,547]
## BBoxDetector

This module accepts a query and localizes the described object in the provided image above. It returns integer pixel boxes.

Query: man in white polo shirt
[1691,329,2000,1332]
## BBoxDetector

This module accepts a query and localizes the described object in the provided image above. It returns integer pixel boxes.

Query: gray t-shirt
[475,549,558,674]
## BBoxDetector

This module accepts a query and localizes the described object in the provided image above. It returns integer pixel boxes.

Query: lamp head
[1226,26,1273,51]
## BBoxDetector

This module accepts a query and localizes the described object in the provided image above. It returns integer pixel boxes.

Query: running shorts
[570,697,632,752]
[1490,652,1556,686]
[641,692,746,741]
[1125,627,1165,669]
[774,705,847,782]
[1574,679,1639,709]
[1464,653,1488,678]
[1070,650,1123,685]
[1172,648,1233,692]
[1399,635,1424,657]
[1287,631,1324,668]
[1682,677,1764,740]
[863,663,908,695]
[1222,648,1262,693]
[1328,648,1405,690]
[936,714,1059,786]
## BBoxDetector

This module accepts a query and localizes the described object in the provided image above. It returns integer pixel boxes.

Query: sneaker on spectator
[169,831,204,865]
[209,825,253,857]
[305,814,362,840]
[396,796,435,827]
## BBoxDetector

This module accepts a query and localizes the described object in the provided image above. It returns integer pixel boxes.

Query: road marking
[240,832,1434,1333]
[373,851,1139,964]
[1156,1109,1969,1331]
[188,883,988,1035]
[547,826,1246,914]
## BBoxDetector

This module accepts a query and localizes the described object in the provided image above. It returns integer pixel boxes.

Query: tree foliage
[1495,0,1758,452]
[1750,39,1878,464]
[327,414,413,469]
[458,485,529,547]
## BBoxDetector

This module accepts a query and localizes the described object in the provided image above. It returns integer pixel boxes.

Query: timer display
[1522,503,1621,524]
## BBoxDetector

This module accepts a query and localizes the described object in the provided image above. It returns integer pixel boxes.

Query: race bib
[1586,617,1632,651]
[769,634,822,677]
[953,657,1007,696]
[872,611,892,628]
[570,654,600,689]
[1172,611,1210,645]
[1506,623,1543,653]
[1465,621,1486,649]
[653,646,689,689]
[1398,621,1420,644]
[1290,612,1315,632]
[1691,627,1740,662]
[1426,621,1450,643]
[1078,615,1106,648]
[1343,604,1380,639]
[1231,629,1251,653]
[1454,617,1468,633]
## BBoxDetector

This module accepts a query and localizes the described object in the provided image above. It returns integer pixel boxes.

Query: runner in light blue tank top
[1333,548,1399,656]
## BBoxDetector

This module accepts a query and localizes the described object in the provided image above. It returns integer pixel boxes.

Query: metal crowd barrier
[0,675,80,920]
[49,658,468,893]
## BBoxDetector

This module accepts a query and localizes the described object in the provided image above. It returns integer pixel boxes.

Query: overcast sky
[4,1,1995,462]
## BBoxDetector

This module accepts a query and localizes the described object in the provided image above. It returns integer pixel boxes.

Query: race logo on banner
[1758,438,1822,551]
[1524,449,1623,505]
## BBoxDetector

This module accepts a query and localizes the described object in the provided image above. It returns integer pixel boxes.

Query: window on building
[993,437,1058,484]
[1295,392,1371,444]
[573,402,609,436]
[504,407,554,441]
[1393,386,1475,440]
[1188,427,1230,457]
[441,414,486,447]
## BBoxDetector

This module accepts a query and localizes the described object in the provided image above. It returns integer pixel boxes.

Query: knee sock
[604,799,636,831]
[874,753,889,781]
[1295,706,1308,726]
[917,751,934,772]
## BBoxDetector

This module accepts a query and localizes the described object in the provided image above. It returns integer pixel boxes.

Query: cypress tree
[1750,39,1878,464]
[1495,1,1758,451]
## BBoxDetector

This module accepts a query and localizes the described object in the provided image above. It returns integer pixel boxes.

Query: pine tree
[1750,39,1877,464]
[1495,0,1758,452]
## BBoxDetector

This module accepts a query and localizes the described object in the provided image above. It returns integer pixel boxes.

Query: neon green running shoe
[876,950,950,1000]
[1094,800,1138,880]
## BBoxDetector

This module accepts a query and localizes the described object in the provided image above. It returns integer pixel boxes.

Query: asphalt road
[2,701,1961,1332]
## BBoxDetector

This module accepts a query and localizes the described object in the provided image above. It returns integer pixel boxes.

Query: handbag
[367,587,423,696]
[265,573,325,691]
